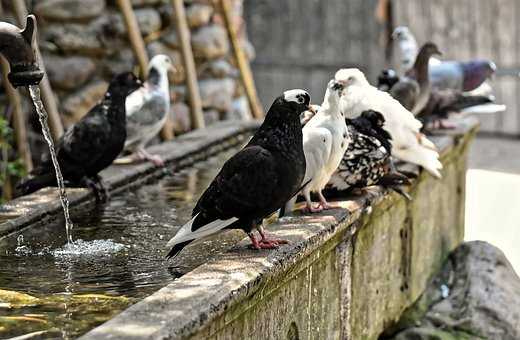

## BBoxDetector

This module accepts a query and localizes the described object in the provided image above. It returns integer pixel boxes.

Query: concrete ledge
[0,120,260,242]
[80,117,478,339]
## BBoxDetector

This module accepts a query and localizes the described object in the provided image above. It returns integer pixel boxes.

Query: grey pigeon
[429,59,496,92]
[392,26,496,92]
[166,90,311,259]
[124,55,174,166]
[18,72,142,200]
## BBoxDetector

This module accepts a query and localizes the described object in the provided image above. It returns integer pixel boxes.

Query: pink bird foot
[303,203,323,213]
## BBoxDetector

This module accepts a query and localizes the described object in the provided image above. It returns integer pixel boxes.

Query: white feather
[300,81,350,201]
[125,55,172,151]
[166,214,239,249]
[336,68,442,178]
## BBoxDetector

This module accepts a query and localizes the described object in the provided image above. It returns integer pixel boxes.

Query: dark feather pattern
[17,72,142,196]
[328,110,410,197]
[166,93,310,258]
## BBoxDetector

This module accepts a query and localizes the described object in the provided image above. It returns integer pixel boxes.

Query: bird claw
[137,149,165,167]
[318,201,333,210]
[82,176,110,203]
[303,203,323,213]
[148,154,165,167]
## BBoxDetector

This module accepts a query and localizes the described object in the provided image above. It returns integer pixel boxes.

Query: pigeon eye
[297,96,304,104]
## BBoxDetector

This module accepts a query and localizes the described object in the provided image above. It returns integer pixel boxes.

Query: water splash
[28,85,74,243]
[14,234,31,255]
[52,239,125,258]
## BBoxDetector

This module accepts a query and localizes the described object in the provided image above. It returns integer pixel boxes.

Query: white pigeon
[123,54,174,166]
[393,26,441,75]
[335,68,442,178]
[298,79,350,212]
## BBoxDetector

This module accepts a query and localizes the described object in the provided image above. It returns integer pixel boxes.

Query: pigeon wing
[191,145,280,231]
[125,89,169,149]
[59,107,111,169]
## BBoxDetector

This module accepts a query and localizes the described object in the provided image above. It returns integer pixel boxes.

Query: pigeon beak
[308,105,316,114]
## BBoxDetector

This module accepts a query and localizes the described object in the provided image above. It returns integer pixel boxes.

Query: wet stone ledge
[70,116,479,339]
[0,120,260,245]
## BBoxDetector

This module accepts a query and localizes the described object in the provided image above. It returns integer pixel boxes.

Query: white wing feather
[166,214,239,249]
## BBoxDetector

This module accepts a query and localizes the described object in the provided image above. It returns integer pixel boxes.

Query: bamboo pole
[117,0,175,140]
[12,0,64,139]
[216,0,264,119]
[1,57,33,171]
[115,0,149,78]
[170,0,205,129]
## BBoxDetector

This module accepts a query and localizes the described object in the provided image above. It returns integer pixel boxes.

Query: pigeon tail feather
[16,173,56,196]
[165,214,238,258]
[394,146,442,179]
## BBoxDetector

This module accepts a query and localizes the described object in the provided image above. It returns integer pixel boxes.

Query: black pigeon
[17,72,142,200]
[327,110,411,200]
[166,89,311,259]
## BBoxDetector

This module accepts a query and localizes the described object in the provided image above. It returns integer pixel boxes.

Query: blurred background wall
[245,0,520,138]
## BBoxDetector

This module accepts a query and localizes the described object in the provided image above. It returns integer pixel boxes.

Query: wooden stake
[116,0,149,78]
[171,0,205,129]
[1,57,33,172]
[117,0,175,140]
[216,0,264,119]
[12,0,64,140]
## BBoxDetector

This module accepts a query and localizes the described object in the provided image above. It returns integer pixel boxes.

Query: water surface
[0,148,245,338]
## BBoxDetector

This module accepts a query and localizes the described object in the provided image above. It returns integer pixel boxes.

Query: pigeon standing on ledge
[166,90,311,259]
[17,72,142,200]
[297,79,349,213]
[123,55,175,166]
[328,110,410,199]
[336,68,442,178]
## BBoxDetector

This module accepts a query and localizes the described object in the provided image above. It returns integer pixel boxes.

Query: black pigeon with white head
[17,72,142,200]
[166,89,311,258]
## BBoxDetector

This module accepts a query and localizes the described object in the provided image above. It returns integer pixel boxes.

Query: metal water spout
[0,15,44,87]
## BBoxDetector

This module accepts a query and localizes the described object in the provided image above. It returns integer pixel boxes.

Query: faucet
[0,15,44,87]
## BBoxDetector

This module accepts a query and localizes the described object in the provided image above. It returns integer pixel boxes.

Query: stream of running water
[28,85,74,244]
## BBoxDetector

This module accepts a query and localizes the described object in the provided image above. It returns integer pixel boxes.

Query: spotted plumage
[328,110,411,199]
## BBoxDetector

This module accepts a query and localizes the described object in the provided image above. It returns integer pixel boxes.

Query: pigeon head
[361,110,386,129]
[335,68,369,88]
[377,69,399,90]
[107,72,142,97]
[392,26,412,41]
[419,42,442,57]
[282,89,312,113]
[149,54,175,73]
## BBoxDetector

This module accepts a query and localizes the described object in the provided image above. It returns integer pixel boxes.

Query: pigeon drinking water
[166,90,311,259]
[17,72,142,200]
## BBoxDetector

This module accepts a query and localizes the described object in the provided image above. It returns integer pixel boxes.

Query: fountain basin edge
[73,116,479,339]
[0,120,260,244]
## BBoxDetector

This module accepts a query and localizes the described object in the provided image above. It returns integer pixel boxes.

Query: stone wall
[0,0,254,137]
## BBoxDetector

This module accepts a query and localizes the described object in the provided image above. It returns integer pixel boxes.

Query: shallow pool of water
[0,148,245,338]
